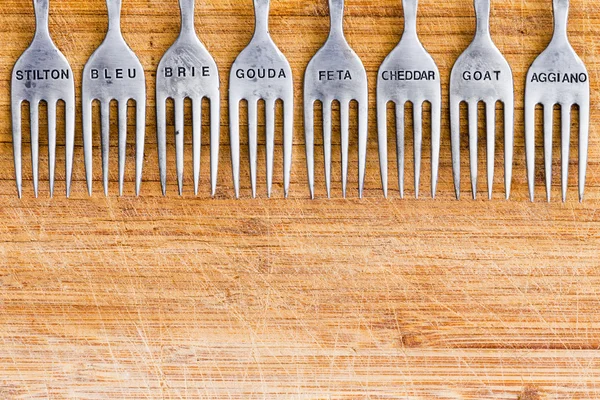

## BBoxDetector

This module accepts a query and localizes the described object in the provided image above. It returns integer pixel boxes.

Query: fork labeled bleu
[12,0,75,198]
[525,0,590,203]
[377,0,441,199]
[82,0,146,196]
[157,0,220,197]
[229,0,294,199]
[304,0,368,199]
[450,0,514,200]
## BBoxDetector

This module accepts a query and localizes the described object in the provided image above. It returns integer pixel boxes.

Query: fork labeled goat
[377,0,441,199]
[525,0,589,203]
[229,0,294,199]
[450,0,514,200]
[304,0,368,199]
[82,0,146,196]
[12,0,75,198]
[157,0,220,196]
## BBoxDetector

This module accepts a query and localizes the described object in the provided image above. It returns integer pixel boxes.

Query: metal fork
[304,0,368,199]
[11,0,75,198]
[450,0,514,200]
[229,0,294,199]
[525,0,589,202]
[377,0,441,199]
[82,0,146,196]
[156,0,220,196]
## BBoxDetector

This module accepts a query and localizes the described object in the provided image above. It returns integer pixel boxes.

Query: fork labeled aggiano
[229,0,294,199]
[377,0,441,199]
[12,0,75,198]
[304,0,368,199]
[525,0,590,203]
[450,0,514,200]
[157,0,220,196]
[82,0,146,196]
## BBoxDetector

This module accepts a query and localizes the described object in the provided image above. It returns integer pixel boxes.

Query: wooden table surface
[1,0,600,398]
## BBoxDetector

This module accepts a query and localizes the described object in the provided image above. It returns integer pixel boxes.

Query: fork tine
[340,100,349,198]
[358,99,368,199]
[248,99,258,198]
[174,96,185,196]
[65,100,75,198]
[468,101,478,199]
[283,96,293,198]
[118,100,128,196]
[210,97,220,197]
[83,99,93,196]
[543,104,553,202]
[192,96,202,196]
[265,99,276,198]
[450,99,461,199]
[12,99,22,198]
[135,99,146,197]
[504,101,514,200]
[322,100,332,198]
[30,100,40,198]
[229,98,241,198]
[304,99,315,199]
[579,102,589,202]
[524,100,535,202]
[47,100,57,198]
[376,98,388,198]
[560,104,571,203]
[413,101,423,199]
[156,97,167,196]
[396,101,405,199]
[485,100,496,200]
[100,101,110,196]
[431,100,441,198]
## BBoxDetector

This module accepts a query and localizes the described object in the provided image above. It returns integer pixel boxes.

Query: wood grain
[1,0,600,398]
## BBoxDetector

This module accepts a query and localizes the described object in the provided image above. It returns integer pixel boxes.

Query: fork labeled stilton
[304,0,368,199]
[229,0,294,199]
[157,0,220,196]
[82,0,146,196]
[12,0,75,198]
[450,0,514,200]
[377,0,441,199]
[525,0,589,203]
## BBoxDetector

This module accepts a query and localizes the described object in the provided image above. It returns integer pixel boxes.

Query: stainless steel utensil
[82,0,146,196]
[377,0,441,199]
[450,0,514,200]
[304,0,368,199]
[156,0,220,196]
[229,0,294,198]
[525,0,589,202]
[12,0,75,198]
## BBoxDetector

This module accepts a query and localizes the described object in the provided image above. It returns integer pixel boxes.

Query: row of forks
[12,0,589,202]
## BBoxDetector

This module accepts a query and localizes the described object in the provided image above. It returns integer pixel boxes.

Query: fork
[450,0,514,200]
[525,0,589,203]
[11,0,75,198]
[156,0,220,196]
[82,0,146,196]
[377,0,441,199]
[304,0,368,199]
[229,0,294,199]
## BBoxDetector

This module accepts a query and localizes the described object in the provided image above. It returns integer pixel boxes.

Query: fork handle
[553,0,569,40]
[179,0,196,34]
[329,0,345,37]
[106,0,122,34]
[253,0,271,35]
[402,0,418,36]
[33,0,50,39]
[474,0,491,37]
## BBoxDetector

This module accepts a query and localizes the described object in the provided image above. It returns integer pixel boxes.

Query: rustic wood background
[1,0,600,398]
